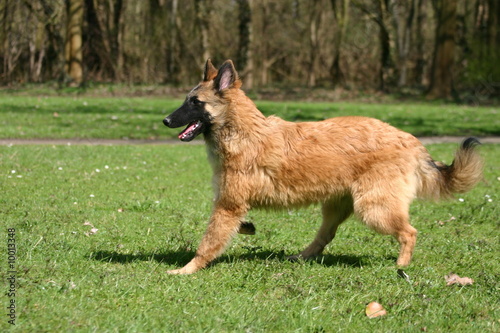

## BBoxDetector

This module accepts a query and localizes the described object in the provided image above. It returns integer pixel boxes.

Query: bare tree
[308,0,323,87]
[64,0,84,85]
[195,0,213,64]
[414,0,427,86]
[427,0,457,99]
[391,0,415,87]
[330,0,349,87]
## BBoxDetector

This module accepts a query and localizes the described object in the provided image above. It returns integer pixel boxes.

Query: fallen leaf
[445,273,474,286]
[365,302,387,318]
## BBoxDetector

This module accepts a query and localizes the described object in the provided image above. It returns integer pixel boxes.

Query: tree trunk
[308,0,322,87]
[377,0,392,92]
[65,0,84,86]
[111,0,125,80]
[427,0,457,99]
[330,0,349,87]
[237,0,253,89]
[166,0,179,83]
[415,0,427,86]
[2,0,12,82]
[195,0,212,66]
[237,0,251,70]
[84,0,111,80]
[391,0,415,87]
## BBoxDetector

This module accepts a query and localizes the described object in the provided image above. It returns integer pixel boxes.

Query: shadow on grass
[89,250,196,267]
[89,249,378,269]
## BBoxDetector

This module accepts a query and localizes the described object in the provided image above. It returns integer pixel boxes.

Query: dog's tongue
[179,120,201,141]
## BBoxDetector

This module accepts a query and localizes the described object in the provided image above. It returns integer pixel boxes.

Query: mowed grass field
[1,94,499,331]
[1,95,499,139]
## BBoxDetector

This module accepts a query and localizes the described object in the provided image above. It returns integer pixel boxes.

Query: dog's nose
[163,117,171,127]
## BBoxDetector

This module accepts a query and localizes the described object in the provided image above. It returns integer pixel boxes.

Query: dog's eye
[190,97,202,105]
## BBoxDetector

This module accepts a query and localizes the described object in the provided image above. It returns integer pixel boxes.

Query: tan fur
[166,60,483,275]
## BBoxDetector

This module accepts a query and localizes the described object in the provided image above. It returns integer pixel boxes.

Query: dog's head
[163,59,241,141]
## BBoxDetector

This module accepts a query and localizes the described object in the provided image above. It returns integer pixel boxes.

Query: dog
[162,59,483,275]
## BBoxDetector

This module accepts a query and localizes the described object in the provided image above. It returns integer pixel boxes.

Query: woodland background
[1,0,499,102]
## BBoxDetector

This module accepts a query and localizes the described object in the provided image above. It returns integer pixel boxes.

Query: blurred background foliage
[1,0,499,102]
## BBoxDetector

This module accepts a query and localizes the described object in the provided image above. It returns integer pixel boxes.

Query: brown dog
[163,59,483,274]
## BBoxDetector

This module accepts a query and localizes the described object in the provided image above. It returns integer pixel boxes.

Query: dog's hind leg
[167,206,245,275]
[290,196,353,260]
[354,190,417,267]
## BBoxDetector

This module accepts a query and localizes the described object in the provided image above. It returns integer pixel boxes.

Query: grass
[0,96,499,140]
[1,143,499,332]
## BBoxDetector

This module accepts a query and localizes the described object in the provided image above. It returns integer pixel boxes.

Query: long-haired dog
[163,59,483,274]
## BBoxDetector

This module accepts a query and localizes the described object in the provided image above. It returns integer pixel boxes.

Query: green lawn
[1,96,499,139]
[1,143,499,332]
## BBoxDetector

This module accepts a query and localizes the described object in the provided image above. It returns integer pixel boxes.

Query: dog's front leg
[167,205,245,275]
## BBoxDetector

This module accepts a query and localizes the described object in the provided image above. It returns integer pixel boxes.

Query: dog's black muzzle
[163,103,210,142]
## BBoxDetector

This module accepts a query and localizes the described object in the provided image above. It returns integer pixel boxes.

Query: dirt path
[1,136,500,146]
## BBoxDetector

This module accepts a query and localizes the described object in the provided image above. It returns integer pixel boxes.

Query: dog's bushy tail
[418,138,483,200]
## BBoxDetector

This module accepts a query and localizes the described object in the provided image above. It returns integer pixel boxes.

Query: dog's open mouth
[178,120,203,141]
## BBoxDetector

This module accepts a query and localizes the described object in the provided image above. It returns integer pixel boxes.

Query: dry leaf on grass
[83,222,99,236]
[365,302,387,318]
[445,273,474,286]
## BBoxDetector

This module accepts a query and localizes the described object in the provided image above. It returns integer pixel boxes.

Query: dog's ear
[203,59,218,82]
[214,60,241,91]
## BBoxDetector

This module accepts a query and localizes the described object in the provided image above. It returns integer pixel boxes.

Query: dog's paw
[167,263,199,275]
[167,268,185,275]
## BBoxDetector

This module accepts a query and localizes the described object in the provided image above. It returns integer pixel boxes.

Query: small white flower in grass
[73,202,77,205]
[105,165,109,169]
[83,101,88,106]
[488,198,493,202]
[16,175,22,178]
[95,169,100,173]
[497,177,500,181]
[89,194,95,198]
[458,198,464,202]
[11,170,16,174]
[485,194,490,198]
[58,167,63,171]
[155,201,160,204]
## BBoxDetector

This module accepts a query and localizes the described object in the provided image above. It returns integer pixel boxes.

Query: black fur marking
[428,159,447,171]
[461,137,481,150]
[163,97,213,141]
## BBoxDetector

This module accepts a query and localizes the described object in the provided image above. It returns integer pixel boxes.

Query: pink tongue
[178,122,198,139]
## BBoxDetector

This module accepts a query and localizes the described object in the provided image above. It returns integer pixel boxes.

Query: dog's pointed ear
[214,60,241,91]
[203,59,218,82]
